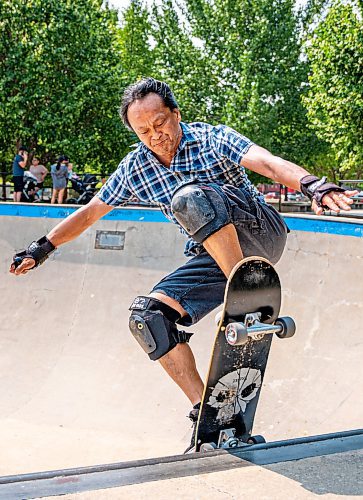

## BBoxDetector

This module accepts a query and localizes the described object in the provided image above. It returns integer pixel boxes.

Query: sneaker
[183,402,200,454]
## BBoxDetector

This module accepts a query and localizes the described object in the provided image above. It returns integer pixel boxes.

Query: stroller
[20,171,39,203]
[66,173,98,205]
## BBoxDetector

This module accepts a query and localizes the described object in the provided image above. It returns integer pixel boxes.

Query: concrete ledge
[1,202,362,236]
[0,430,362,499]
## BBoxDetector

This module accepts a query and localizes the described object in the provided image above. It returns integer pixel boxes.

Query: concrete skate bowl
[0,203,362,475]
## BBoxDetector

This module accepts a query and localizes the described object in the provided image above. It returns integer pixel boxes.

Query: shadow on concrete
[266,449,363,496]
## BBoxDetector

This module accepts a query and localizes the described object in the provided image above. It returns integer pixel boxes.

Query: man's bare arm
[47,196,113,247]
[10,197,113,275]
[241,144,357,214]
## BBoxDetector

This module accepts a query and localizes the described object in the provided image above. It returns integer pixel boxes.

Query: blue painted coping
[0,203,362,238]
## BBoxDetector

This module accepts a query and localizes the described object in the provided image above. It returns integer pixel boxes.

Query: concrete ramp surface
[0,205,362,476]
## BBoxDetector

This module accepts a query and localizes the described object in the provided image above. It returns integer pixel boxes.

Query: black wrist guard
[300,175,345,208]
[13,236,56,270]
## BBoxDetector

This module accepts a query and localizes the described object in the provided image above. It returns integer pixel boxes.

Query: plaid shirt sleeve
[97,161,134,206]
[212,124,254,165]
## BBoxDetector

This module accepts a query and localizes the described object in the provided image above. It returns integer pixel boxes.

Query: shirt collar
[178,122,199,149]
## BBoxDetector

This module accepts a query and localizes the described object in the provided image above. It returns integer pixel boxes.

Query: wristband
[13,236,56,269]
[300,175,345,208]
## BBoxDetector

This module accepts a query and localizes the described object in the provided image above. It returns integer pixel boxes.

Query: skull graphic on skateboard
[194,256,295,452]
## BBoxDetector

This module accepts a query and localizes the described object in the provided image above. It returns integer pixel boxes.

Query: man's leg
[149,224,243,403]
[171,184,244,279]
[159,344,204,405]
[149,291,204,406]
[129,251,228,450]
[202,223,243,278]
[149,185,246,404]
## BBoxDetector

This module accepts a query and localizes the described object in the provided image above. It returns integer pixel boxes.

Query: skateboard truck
[199,428,266,452]
[224,313,296,346]
[199,428,239,451]
[218,428,239,448]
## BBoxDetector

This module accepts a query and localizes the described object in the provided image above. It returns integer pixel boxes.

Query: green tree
[118,0,155,81]
[303,0,363,179]
[0,0,129,173]
[149,0,217,123]
[115,0,157,146]
[173,0,326,183]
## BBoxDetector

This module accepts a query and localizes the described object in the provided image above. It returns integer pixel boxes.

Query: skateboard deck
[194,256,293,451]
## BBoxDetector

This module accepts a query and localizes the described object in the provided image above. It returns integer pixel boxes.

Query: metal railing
[2,170,361,213]
[338,179,363,208]
[0,170,109,203]
[338,179,363,189]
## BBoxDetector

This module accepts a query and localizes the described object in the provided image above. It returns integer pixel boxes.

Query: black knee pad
[171,184,229,243]
[129,296,193,361]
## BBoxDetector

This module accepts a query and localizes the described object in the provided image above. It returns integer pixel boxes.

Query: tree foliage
[0,0,361,181]
[303,0,363,179]
[149,0,218,124]
[0,0,129,172]
[118,0,155,80]
[178,0,324,183]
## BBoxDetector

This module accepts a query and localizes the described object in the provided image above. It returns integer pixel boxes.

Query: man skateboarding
[10,77,357,452]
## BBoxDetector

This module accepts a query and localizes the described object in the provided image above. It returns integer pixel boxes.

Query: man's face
[127,93,182,159]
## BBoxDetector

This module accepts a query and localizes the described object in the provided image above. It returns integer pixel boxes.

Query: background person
[12,146,28,202]
[64,160,77,201]
[50,155,69,204]
[29,157,48,198]
[66,161,76,178]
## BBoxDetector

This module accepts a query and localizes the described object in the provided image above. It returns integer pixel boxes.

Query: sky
[107,0,148,13]
[108,0,308,13]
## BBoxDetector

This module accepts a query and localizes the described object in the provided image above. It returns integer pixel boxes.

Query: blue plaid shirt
[98,122,264,256]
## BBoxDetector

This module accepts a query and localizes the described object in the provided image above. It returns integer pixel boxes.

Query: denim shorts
[151,184,288,327]
[13,176,24,192]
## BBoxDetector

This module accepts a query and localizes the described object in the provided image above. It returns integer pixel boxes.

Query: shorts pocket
[232,205,262,234]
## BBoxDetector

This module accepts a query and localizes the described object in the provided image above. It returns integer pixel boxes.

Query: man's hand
[9,257,36,275]
[312,190,358,215]
[9,236,56,276]
[9,197,114,277]
[300,175,358,215]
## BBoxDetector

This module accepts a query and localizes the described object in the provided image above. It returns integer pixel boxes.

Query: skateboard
[194,256,295,452]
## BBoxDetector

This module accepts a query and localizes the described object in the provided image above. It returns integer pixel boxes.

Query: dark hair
[56,155,69,170]
[57,155,69,162]
[18,146,29,153]
[120,77,179,131]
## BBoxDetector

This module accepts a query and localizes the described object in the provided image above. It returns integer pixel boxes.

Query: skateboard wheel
[225,322,248,346]
[275,316,296,339]
[200,442,217,452]
[215,311,223,326]
[223,437,239,448]
[247,435,266,445]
